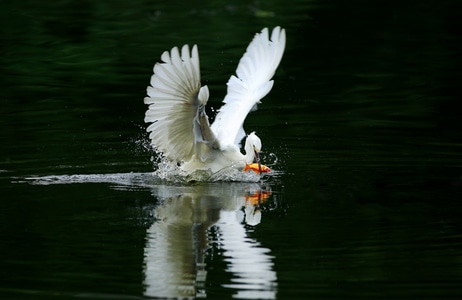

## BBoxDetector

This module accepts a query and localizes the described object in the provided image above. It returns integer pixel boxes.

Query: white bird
[144,27,286,174]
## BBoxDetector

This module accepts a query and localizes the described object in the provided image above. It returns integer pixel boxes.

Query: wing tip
[144,42,206,162]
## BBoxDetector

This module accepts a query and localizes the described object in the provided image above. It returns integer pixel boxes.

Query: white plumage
[144,27,286,174]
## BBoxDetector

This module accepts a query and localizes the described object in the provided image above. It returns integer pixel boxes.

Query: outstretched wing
[144,45,217,162]
[210,27,286,148]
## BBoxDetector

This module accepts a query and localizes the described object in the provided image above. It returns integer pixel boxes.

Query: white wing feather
[211,27,286,148]
[144,44,212,162]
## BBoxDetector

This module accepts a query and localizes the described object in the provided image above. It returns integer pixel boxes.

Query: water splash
[150,155,276,183]
[15,172,157,188]
[129,133,281,183]
[129,128,154,156]
[263,152,279,167]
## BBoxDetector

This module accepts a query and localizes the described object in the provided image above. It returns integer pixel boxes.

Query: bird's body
[144,27,286,174]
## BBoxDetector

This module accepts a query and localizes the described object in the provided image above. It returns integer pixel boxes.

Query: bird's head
[246,132,262,157]
[244,132,263,174]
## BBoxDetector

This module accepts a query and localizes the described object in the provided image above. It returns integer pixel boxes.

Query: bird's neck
[244,140,254,163]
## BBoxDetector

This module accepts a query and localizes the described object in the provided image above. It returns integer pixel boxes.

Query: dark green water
[1,0,462,299]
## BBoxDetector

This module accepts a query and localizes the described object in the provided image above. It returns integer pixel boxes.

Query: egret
[144,27,286,174]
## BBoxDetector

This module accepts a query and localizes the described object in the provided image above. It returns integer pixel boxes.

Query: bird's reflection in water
[143,182,277,299]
